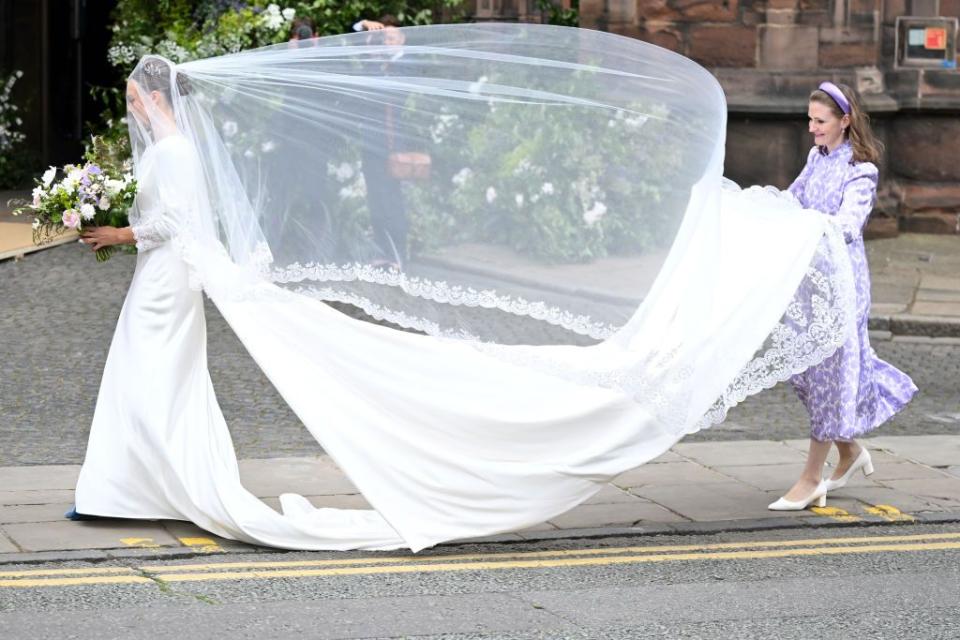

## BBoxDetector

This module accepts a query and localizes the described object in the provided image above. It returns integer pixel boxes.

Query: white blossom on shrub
[582,201,607,226]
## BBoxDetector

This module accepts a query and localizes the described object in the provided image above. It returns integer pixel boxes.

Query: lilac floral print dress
[787,141,918,441]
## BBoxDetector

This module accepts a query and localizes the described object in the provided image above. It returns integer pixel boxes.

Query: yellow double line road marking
[2,531,959,589]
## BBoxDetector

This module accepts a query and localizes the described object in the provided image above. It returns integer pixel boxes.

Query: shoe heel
[863,459,874,476]
[815,494,827,508]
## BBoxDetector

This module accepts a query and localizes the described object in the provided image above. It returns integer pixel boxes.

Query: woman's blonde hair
[810,83,883,165]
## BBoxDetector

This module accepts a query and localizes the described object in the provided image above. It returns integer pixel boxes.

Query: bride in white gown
[74,24,856,552]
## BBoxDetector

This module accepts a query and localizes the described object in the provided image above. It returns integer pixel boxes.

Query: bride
[73,24,857,552]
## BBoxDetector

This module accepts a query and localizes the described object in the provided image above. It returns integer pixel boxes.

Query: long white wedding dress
[74,26,857,552]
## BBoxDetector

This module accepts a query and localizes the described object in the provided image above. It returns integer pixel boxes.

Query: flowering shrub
[93,0,466,146]
[404,81,686,263]
[0,70,27,188]
[14,137,138,262]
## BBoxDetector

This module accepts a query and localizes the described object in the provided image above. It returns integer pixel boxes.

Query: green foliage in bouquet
[14,136,139,262]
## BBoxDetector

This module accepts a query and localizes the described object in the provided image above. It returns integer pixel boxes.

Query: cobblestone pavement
[2,243,958,466]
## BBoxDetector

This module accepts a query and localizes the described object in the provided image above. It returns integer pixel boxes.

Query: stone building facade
[573,0,960,236]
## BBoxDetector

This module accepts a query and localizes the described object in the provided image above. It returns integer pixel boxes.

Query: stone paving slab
[583,484,644,504]
[868,461,955,481]
[673,440,807,467]
[0,490,76,506]
[878,478,960,507]
[711,462,877,491]
[866,435,960,467]
[825,486,944,513]
[630,482,784,522]
[0,530,17,553]
[612,460,732,488]
[548,501,687,529]
[2,520,180,552]
[0,464,79,491]
[0,502,74,524]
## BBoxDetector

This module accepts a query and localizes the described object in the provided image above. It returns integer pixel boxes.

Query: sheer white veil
[125,24,856,438]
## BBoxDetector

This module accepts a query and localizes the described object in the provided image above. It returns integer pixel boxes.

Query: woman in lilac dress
[768,82,918,511]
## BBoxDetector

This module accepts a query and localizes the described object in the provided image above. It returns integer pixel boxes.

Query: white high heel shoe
[768,480,828,511]
[824,447,874,491]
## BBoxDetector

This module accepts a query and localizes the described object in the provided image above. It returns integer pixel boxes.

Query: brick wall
[580,0,960,235]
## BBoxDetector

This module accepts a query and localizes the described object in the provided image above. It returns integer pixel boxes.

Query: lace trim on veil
[690,223,856,433]
[271,262,619,340]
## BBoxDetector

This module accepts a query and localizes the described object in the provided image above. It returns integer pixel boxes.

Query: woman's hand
[81,226,135,252]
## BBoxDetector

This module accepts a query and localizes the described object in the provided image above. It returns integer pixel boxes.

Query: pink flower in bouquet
[62,209,81,229]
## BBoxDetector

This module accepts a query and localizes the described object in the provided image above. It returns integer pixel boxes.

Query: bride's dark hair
[135,56,192,105]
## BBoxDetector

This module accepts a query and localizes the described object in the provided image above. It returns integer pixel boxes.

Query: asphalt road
[1,523,958,639]
[1,243,958,466]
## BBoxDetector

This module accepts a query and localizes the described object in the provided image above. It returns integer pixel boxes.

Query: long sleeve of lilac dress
[787,141,917,441]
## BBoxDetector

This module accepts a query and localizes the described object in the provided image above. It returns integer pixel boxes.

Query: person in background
[767,81,918,512]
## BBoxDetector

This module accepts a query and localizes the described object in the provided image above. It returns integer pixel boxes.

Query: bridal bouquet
[14,137,138,262]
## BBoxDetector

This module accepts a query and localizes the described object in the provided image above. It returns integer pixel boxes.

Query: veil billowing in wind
[116,24,855,550]
[130,24,727,341]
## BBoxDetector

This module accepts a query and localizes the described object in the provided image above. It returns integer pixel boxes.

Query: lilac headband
[818,81,850,114]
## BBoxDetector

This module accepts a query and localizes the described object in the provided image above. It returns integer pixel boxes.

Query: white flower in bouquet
[62,209,81,229]
[485,186,497,204]
[80,203,96,221]
[104,178,125,197]
[98,196,111,210]
[61,167,84,193]
[541,182,554,195]
[31,186,44,207]
[282,8,296,21]
[41,166,57,187]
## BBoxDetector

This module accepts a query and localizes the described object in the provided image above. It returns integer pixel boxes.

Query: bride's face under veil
[126,58,181,153]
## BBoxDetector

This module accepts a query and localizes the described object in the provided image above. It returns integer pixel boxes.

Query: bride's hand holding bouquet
[14,136,138,262]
